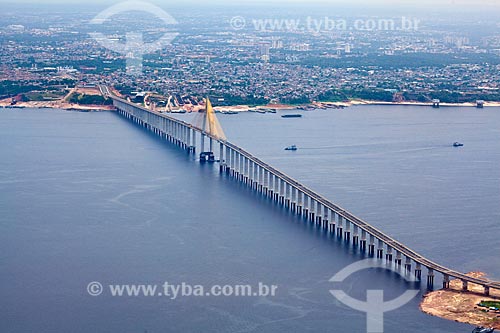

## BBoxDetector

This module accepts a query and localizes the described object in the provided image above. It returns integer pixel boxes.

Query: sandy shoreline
[347,99,500,107]
[0,100,115,111]
[215,99,500,111]
[420,272,500,329]
[2,98,500,112]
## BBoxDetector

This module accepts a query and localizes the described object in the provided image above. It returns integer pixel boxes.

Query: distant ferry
[281,114,302,118]
[285,145,298,151]
[472,327,494,333]
[453,142,464,147]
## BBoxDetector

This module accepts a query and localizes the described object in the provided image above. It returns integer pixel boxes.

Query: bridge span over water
[109,93,500,295]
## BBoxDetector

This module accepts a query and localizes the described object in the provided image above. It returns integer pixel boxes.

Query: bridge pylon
[192,97,226,162]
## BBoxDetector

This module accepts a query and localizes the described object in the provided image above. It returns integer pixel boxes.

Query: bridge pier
[344,220,351,242]
[302,196,307,217]
[322,206,329,230]
[377,240,384,259]
[337,216,343,238]
[352,226,359,247]
[427,268,435,288]
[261,166,266,194]
[395,251,402,266]
[290,188,297,213]
[279,179,285,205]
[484,286,490,296]
[404,257,412,272]
[368,235,375,256]
[360,230,367,251]
[264,170,270,196]
[306,198,313,222]
[462,280,468,292]
[219,142,225,172]
[285,183,291,208]
[385,246,393,262]
[329,212,336,234]
[443,275,450,289]
[415,263,422,280]
[316,202,323,227]
[297,191,303,216]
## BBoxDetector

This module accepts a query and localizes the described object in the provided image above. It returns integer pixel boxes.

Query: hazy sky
[1,0,499,4]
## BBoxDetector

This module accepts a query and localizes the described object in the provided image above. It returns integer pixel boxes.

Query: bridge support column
[225,147,231,174]
[303,196,309,219]
[257,165,263,192]
[290,187,297,213]
[484,286,490,296]
[228,149,233,176]
[253,164,259,190]
[329,212,336,234]
[309,199,316,223]
[267,173,273,196]
[285,183,291,208]
[232,151,238,177]
[443,275,450,289]
[337,216,343,238]
[427,268,435,288]
[352,226,359,247]
[252,164,257,189]
[462,280,468,292]
[360,230,367,251]
[344,220,351,242]
[415,263,422,280]
[385,246,393,262]
[322,206,329,230]
[219,142,225,173]
[404,257,412,272]
[201,133,205,153]
[269,174,277,200]
[395,251,402,266]
[189,129,196,154]
[368,235,375,256]
[263,170,269,196]
[297,191,303,215]
[273,176,279,201]
[243,157,249,184]
[279,180,286,205]
[315,202,322,226]
[377,240,384,258]
[239,154,244,181]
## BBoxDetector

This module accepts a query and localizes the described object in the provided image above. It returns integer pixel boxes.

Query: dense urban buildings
[1,3,499,106]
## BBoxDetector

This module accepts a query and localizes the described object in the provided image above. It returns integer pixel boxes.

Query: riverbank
[421,272,500,330]
[0,85,116,111]
[213,99,500,112]
[348,99,500,107]
[0,100,115,111]
[3,96,500,113]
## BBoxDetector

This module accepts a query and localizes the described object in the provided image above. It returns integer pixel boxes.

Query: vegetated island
[421,272,500,330]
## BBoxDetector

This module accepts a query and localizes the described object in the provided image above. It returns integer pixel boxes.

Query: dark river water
[1,106,499,333]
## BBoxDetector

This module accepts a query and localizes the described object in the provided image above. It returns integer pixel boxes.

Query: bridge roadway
[109,93,500,294]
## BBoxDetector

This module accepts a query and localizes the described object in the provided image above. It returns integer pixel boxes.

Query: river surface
[1,106,499,333]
